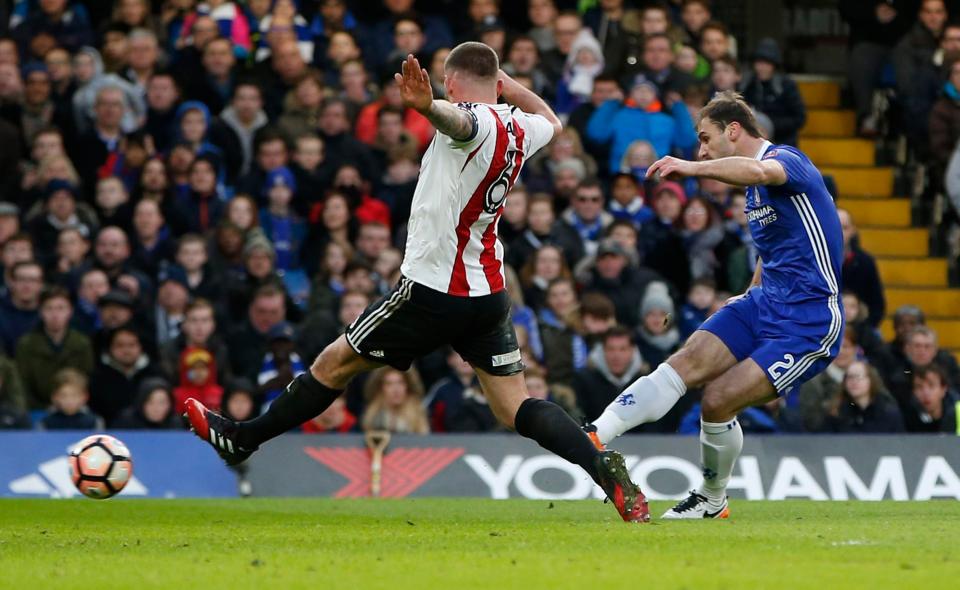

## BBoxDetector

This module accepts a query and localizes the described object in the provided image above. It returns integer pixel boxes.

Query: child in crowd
[679,278,717,340]
[40,369,103,430]
[173,347,223,414]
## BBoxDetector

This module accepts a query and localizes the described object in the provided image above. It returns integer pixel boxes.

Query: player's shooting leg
[236,335,382,449]
[697,358,776,504]
[474,367,603,483]
[592,330,738,444]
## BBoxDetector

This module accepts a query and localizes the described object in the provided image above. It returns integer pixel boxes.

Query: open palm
[394,54,434,114]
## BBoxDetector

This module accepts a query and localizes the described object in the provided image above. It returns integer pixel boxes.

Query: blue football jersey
[745,141,843,305]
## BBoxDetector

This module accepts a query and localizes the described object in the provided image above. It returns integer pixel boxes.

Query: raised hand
[394,54,434,114]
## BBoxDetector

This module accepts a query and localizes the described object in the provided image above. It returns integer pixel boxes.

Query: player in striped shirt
[184,42,649,522]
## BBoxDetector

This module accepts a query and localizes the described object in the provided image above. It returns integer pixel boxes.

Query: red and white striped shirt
[400,102,555,296]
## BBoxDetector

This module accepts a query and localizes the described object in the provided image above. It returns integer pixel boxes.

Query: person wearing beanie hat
[586,68,697,174]
[740,37,805,146]
[113,376,182,429]
[173,345,223,414]
[259,165,307,273]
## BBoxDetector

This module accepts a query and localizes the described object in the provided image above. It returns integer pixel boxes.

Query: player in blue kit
[584,91,844,519]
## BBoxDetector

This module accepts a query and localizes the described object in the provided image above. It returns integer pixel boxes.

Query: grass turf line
[0,499,958,589]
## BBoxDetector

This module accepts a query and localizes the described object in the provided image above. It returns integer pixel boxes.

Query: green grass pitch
[1,499,958,589]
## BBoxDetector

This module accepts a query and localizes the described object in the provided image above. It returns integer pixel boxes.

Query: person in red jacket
[174,347,224,413]
[353,75,434,152]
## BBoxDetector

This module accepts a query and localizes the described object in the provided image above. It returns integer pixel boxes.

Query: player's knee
[700,385,735,423]
[310,341,351,389]
[668,346,709,388]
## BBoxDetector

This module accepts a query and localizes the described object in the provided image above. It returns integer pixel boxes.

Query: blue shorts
[699,287,845,395]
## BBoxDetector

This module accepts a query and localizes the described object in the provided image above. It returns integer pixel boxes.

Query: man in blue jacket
[586,74,697,174]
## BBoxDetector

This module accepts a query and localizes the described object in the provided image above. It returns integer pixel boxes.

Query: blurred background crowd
[0,0,957,438]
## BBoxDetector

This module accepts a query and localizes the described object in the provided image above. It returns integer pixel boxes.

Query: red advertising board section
[246,435,960,501]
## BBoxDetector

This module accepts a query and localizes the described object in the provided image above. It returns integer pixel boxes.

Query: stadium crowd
[0,0,957,438]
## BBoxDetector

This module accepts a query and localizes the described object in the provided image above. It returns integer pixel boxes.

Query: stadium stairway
[797,79,960,364]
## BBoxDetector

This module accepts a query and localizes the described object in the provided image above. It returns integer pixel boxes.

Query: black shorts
[344,276,524,376]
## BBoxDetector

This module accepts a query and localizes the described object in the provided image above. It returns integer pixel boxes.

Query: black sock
[236,372,342,449]
[514,398,601,482]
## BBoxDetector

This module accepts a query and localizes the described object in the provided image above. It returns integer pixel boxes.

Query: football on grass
[68,435,133,499]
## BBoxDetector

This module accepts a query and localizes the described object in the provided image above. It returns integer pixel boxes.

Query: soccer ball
[68,435,133,499]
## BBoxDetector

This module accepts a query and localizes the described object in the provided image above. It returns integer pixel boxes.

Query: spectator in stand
[581,239,662,328]
[183,37,237,120]
[278,72,325,146]
[129,198,174,279]
[317,98,375,180]
[215,82,268,179]
[51,227,91,284]
[574,326,647,423]
[739,38,806,147]
[837,208,885,327]
[587,73,696,174]
[6,63,74,153]
[1,234,34,296]
[366,0,452,66]
[173,346,223,413]
[161,297,229,383]
[679,278,716,340]
[220,377,258,423]
[502,35,551,102]
[153,265,190,347]
[700,21,735,64]
[15,286,94,410]
[114,376,181,429]
[538,278,586,388]
[236,128,289,196]
[0,261,43,356]
[71,47,145,137]
[303,396,358,433]
[526,0,558,53]
[260,38,309,119]
[12,0,93,58]
[710,55,741,95]
[929,57,960,177]
[361,367,429,434]
[355,76,433,153]
[88,325,161,425]
[840,1,916,137]
[177,154,224,233]
[40,368,103,430]
[887,324,960,400]
[635,283,679,369]
[903,364,959,433]
[559,179,613,258]
[641,181,691,296]
[256,321,305,410]
[555,29,605,117]
[227,283,285,381]
[71,268,109,335]
[72,85,128,200]
[842,290,889,367]
[29,181,96,263]
[88,226,153,299]
[519,244,572,313]
[607,173,653,226]
[894,0,948,150]
[124,28,161,95]
[827,360,904,433]
[679,195,724,281]
[0,352,28,429]
[259,166,306,274]
[799,330,859,432]
[424,349,478,432]
[525,128,599,192]
[254,0,313,64]
[566,75,621,168]
[182,0,252,60]
[541,10,583,84]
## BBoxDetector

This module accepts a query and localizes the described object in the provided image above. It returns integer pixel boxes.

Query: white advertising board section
[247,435,960,501]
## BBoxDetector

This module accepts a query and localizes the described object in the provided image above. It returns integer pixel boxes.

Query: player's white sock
[593,364,687,444]
[697,418,743,505]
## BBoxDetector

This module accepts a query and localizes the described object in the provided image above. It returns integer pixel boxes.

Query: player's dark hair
[602,325,634,345]
[445,41,500,80]
[698,90,763,138]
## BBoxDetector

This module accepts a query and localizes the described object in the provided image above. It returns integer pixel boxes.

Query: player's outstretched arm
[498,70,563,140]
[647,155,787,187]
[394,54,476,142]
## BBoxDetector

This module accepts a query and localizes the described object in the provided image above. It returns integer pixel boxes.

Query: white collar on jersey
[753,139,773,160]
